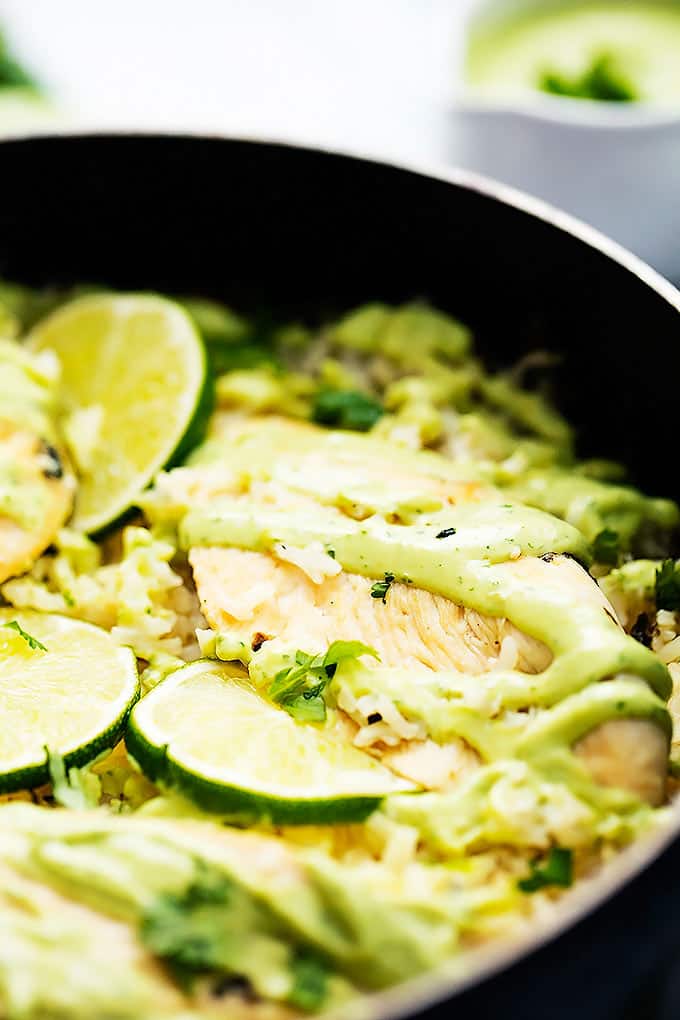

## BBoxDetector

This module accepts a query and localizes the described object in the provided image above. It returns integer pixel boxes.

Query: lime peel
[29,293,212,534]
[0,610,139,793]
[127,660,412,824]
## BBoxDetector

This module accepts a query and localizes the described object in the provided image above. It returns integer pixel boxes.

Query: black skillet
[2,133,679,1020]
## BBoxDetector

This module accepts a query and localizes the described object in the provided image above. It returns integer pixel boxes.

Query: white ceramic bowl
[451,0,680,283]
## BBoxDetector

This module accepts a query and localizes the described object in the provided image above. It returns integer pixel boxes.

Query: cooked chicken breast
[0,419,74,583]
[574,718,668,807]
[190,544,666,802]
[190,546,552,676]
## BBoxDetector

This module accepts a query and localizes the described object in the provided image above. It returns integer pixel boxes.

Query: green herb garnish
[592,527,620,566]
[141,867,235,988]
[312,388,384,431]
[655,559,680,611]
[370,572,395,603]
[269,640,379,722]
[288,952,330,1012]
[539,53,637,103]
[3,620,47,652]
[142,865,330,1010]
[518,847,573,893]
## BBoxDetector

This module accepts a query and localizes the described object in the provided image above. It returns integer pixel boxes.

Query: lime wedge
[29,294,212,533]
[127,660,412,823]
[0,609,139,793]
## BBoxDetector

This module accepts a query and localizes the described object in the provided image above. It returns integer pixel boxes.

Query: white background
[0,0,475,163]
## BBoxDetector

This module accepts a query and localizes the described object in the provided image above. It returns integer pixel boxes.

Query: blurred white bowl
[452,0,680,282]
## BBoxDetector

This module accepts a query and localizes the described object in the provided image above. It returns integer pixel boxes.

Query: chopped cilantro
[3,620,47,652]
[141,863,330,1009]
[141,866,238,988]
[592,528,620,566]
[436,527,457,540]
[655,559,680,611]
[269,640,379,722]
[539,53,636,103]
[312,388,384,432]
[288,952,330,1012]
[518,847,573,893]
[370,572,395,603]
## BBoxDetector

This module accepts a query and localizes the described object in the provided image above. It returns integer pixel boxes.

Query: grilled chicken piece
[574,718,668,807]
[0,419,74,583]
[190,547,552,676]
[190,546,666,801]
[181,414,668,804]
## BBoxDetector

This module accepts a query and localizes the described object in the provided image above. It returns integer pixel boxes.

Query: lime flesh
[29,293,210,533]
[127,660,412,823]
[0,610,139,793]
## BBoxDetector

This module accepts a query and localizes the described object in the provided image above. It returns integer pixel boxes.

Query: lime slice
[0,609,139,793]
[127,660,412,823]
[29,294,212,533]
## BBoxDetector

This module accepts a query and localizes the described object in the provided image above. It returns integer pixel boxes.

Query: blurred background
[2,0,680,282]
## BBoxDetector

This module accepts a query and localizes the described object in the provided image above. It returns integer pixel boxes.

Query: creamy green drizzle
[178,421,672,791]
[0,341,61,527]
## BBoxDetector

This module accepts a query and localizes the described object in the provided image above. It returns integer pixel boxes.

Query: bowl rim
[454,90,680,129]
[6,124,679,303]
[2,128,680,1019]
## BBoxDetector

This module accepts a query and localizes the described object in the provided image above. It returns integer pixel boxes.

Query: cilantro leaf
[141,863,331,1010]
[312,388,384,431]
[655,559,680,611]
[539,53,636,103]
[592,528,620,566]
[269,640,378,722]
[3,620,47,652]
[288,952,330,1012]
[324,640,379,667]
[141,866,234,986]
[518,847,573,893]
[370,572,395,603]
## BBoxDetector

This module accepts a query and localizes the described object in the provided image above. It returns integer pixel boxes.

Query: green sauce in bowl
[466,2,680,105]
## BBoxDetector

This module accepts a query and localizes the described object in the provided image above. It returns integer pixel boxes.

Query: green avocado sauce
[466,2,680,106]
[0,341,60,527]
[0,803,480,1010]
[180,423,672,794]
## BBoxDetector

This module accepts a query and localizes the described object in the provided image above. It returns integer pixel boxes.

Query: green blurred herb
[539,53,636,103]
[655,559,680,611]
[288,953,330,1012]
[592,527,620,566]
[312,388,384,432]
[0,29,41,93]
[518,847,573,893]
